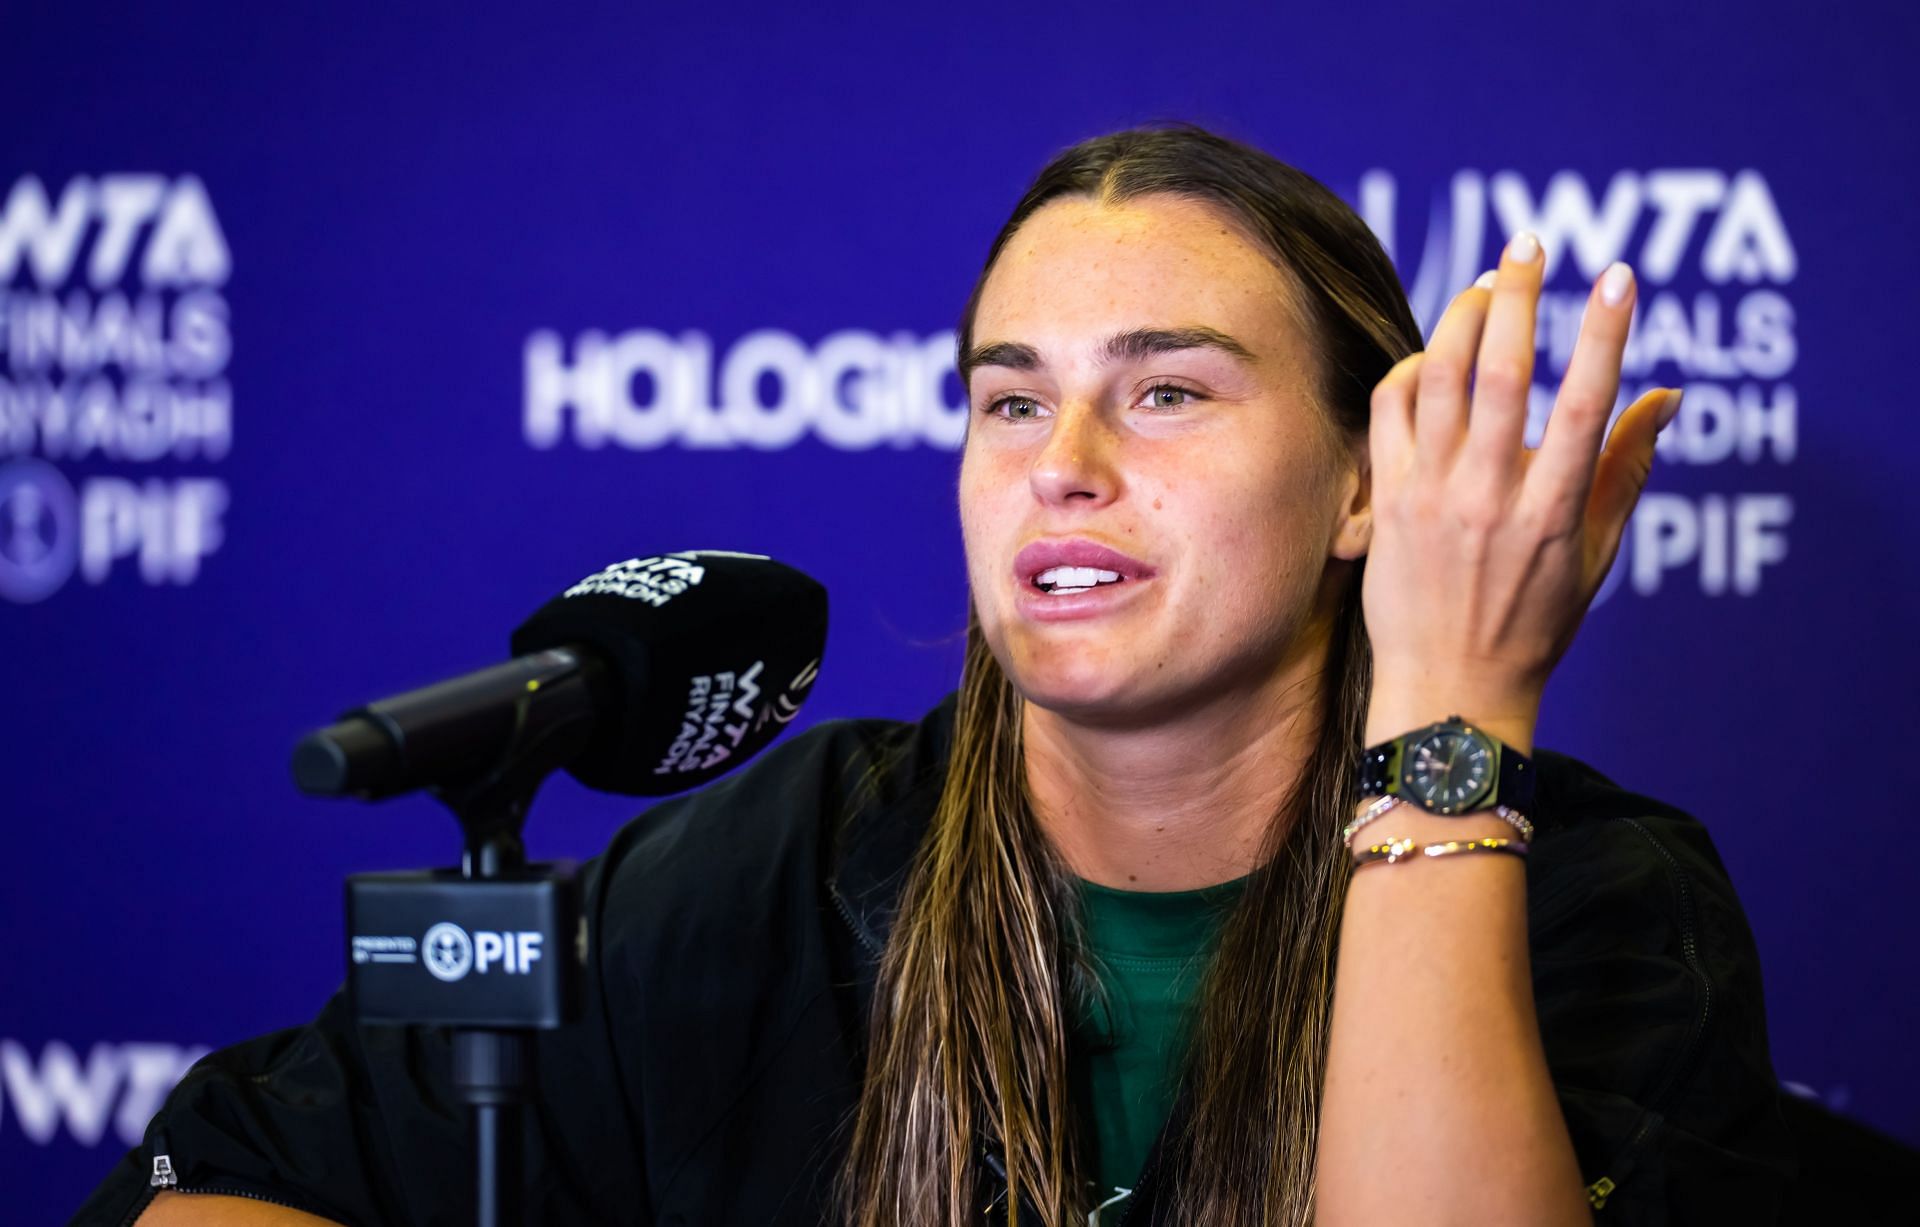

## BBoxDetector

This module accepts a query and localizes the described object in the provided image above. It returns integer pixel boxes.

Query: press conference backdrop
[4,3,1915,1220]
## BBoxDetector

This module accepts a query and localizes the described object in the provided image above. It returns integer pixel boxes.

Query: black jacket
[76,692,1796,1225]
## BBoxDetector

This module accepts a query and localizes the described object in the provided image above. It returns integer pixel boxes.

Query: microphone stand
[439,768,536,1227]
[343,676,593,1227]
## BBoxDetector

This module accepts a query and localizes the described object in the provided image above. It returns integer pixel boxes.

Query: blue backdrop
[5,3,1917,1221]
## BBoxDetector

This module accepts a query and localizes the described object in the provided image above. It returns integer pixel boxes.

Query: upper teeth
[1037,566,1123,592]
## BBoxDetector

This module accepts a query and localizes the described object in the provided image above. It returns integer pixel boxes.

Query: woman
[83,125,1792,1226]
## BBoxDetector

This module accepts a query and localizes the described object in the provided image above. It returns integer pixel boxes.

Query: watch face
[1406,727,1494,812]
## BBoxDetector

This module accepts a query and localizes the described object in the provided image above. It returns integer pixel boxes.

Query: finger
[1409,274,1494,465]
[1460,231,1546,479]
[1369,351,1422,478]
[1585,387,1680,586]
[1528,261,1638,514]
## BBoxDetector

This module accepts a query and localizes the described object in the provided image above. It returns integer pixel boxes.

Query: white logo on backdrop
[0,457,79,603]
[0,175,233,603]
[524,328,967,451]
[0,1039,208,1147]
[522,167,1797,599]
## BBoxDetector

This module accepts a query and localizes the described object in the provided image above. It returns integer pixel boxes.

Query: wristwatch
[1359,715,1536,816]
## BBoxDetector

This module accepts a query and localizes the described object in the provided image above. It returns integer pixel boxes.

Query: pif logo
[0,458,225,604]
[0,459,77,604]
[421,922,545,983]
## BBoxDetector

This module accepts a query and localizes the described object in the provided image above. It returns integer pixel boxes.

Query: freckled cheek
[958,454,1022,597]
[1180,499,1316,633]
[1188,514,1269,605]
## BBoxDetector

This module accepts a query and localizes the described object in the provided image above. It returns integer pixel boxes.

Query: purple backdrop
[4,3,1916,1221]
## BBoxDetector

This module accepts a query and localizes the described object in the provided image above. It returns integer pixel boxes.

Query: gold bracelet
[1350,835,1530,870]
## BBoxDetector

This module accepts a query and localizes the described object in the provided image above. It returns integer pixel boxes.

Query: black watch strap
[1359,718,1538,815]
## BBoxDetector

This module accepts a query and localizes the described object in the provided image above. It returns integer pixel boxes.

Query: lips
[1011,539,1157,591]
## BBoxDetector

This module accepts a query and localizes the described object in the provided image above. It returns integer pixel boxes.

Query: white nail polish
[1599,261,1634,307]
[1505,231,1540,263]
[1473,270,1496,291]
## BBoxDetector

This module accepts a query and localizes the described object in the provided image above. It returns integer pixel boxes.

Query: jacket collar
[825,689,958,962]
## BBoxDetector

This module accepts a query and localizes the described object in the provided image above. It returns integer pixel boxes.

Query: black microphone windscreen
[508,551,826,796]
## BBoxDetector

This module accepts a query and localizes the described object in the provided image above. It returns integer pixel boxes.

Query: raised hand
[1360,231,1681,753]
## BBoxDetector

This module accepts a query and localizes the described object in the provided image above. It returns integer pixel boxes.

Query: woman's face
[959,193,1370,725]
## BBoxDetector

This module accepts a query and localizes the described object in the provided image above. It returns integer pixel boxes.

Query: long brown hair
[836,123,1425,1226]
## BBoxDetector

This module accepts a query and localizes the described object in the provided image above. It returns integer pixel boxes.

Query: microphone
[293,551,827,800]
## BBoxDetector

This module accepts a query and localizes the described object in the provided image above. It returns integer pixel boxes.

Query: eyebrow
[960,326,1258,383]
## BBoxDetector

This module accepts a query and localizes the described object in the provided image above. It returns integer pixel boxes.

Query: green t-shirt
[1069,873,1250,1215]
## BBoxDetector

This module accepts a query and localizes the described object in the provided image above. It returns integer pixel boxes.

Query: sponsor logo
[0,1039,208,1147]
[524,328,966,451]
[0,174,233,603]
[563,550,731,607]
[654,661,765,777]
[350,934,419,965]
[770,656,820,726]
[0,458,78,603]
[418,922,544,982]
[422,922,475,982]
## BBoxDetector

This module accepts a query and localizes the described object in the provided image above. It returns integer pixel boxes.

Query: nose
[1028,400,1121,508]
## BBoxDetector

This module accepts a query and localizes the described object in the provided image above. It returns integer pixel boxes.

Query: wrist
[1364,684,1540,756]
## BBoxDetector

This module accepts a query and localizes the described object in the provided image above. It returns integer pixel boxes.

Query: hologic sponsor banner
[0,174,233,604]
[523,327,968,451]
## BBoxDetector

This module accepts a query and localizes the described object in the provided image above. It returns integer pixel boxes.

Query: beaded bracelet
[1342,794,1404,847]
[1351,835,1531,870]
[1343,796,1536,848]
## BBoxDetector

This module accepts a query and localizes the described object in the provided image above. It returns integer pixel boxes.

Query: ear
[1328,431,1372,561]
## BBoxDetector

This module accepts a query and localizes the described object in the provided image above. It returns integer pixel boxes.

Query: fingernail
[1656,389,1684,431]
[1505,230,1540,263]
[1473,269,1496,291]
[1599,262,1634,307]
